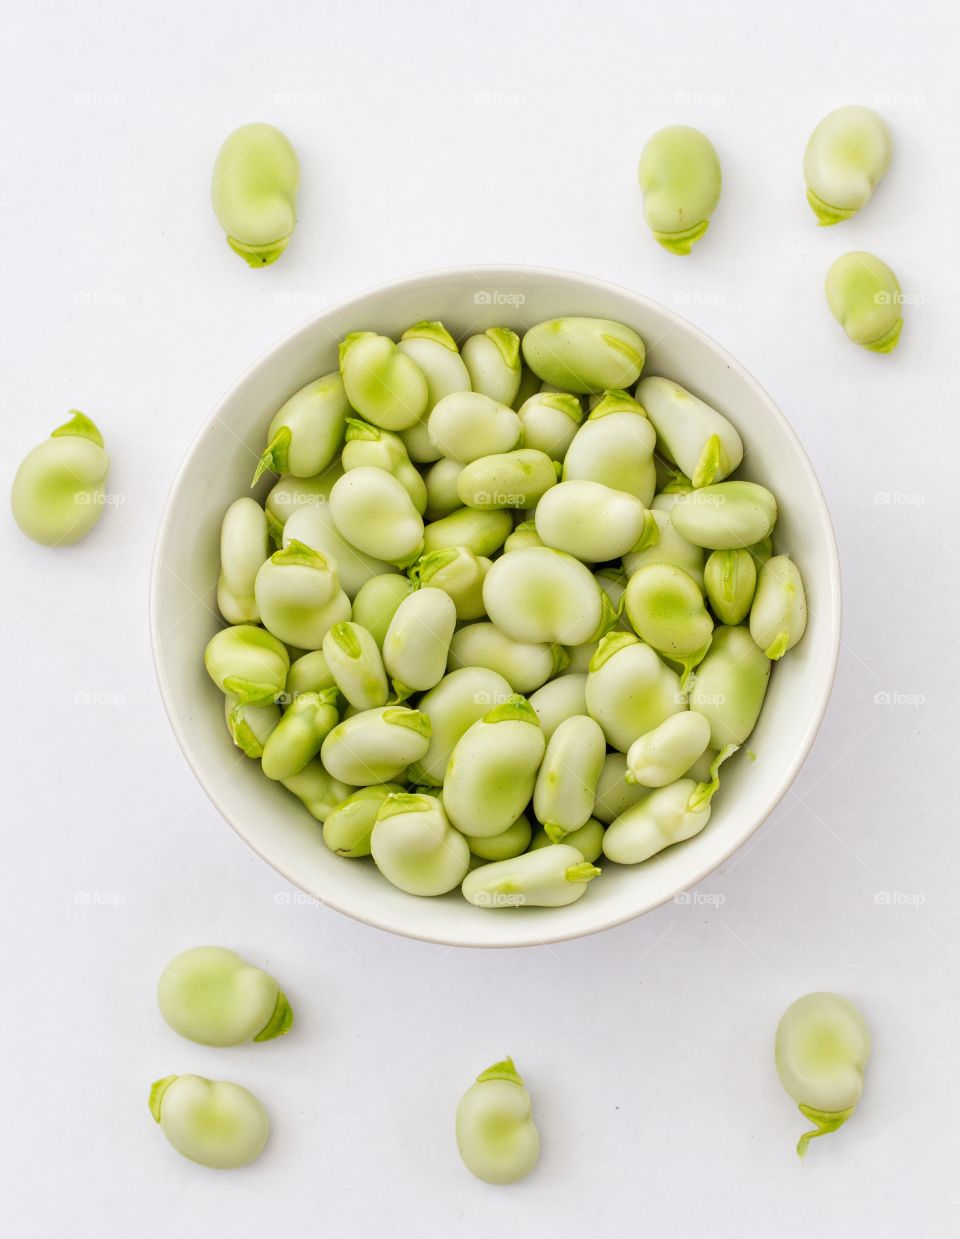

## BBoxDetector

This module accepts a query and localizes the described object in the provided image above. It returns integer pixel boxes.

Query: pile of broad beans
[205,314,807,910]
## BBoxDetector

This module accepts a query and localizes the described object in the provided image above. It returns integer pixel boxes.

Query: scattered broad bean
[350,573,415,647]
[428,391,521,463]
[253,374,349,483]
[463,843,600,908]
[585,632,685,753]
[217,498,269,624]
[157,945,292,1046]
[528,673,588,742]
[529,816,605,863]
[749,554,807,659]
[11,412,109,547]
[150,1073,269,1168]
[522,317,645,394]
[626,710,712,788]
[824,251,903,353]
[254,540,350,649]
[536,479,653,562]
[320,705,431,786]
[775,991,871,1157]
[329,466,424,566]
[637,125,721,254]
[482,545,613,646]
[322,622,389,710]
[322,783,404,857]
[448,622,566,693]
[225,694,280,757]
[281,759,353,821]
[421,506,513,558]
[704,548,757,625]
[342,418,427,513]
[517,391,584,460]
[205,624,289,704]
[456,1059,540,1184]
[456,448,559,510]
[623,498,705,590]
[461,328,523,406]
[689,625,770,748]
[397,322,471,407]
[261,687,339,780]
[803,106,891,226]
[407,666,512,785]
[533,714,606,841]
[670,481,777,550]
[463,814,533,862]
[623,563,714,680]
[371,792,470,895]
[602,772,721,864]
[563,391,657,503]
[211,122,298,266]
[444,696,546,837]
[415,546,490,621]
[282,501,395,598]
[593,751,647,824]
[382,586,457,696]
[502,519,544,553]
[424,456,465,519]
[339,332,429,430]
[636,377,742,487]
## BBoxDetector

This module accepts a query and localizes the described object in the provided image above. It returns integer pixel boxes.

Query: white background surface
[2,0,958,1234]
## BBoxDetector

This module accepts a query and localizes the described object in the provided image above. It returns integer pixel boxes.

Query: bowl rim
[149,263,842,948]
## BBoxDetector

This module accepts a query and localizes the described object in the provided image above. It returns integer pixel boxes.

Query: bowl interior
[150,266,840,948]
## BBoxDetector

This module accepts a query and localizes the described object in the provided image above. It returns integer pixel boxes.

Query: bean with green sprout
[211,122,298,267]
[150,1073,270,1169]
[461,328,522,405]
[456,1058,540,1184]
[803,106,891,226]
[637,125,722,254]
[775,992,871,1157]
[157,946,293,1046]
[825,251,903,353]
[11,412,109,547]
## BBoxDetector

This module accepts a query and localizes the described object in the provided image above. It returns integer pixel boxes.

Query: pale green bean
[157,946,292,1046]
[775,992,871,1157]
[11,412,109,547]
[150,1074,269,1168]
[211,122,298,266]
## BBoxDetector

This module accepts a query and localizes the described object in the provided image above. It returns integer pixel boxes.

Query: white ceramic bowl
[150,266,840,948]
